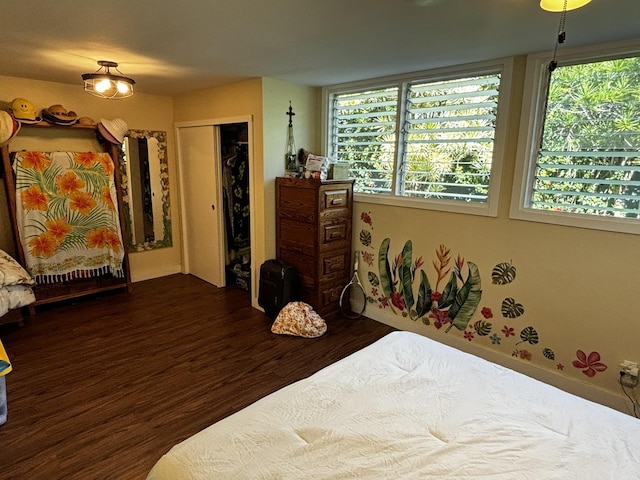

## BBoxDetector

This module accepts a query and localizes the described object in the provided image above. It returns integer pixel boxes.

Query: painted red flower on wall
[390,292,405,311]
[572,350,607,377]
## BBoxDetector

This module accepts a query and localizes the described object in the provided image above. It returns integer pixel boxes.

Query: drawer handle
[330,198,344,205]
[329,231,342,239]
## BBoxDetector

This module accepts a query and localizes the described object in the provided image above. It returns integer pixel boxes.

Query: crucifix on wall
[285,101,297,172]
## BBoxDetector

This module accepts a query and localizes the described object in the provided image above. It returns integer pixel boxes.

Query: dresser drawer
[322,188,349,210]
[321,251,350,279]
[322,222,347,244]
[321,283,344,307]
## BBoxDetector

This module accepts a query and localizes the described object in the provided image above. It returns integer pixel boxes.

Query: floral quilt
[12,151,125,283]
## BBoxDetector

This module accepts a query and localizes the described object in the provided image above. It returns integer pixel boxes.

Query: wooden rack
[0,122,132,315]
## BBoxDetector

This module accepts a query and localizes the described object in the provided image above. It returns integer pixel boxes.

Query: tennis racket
[339,253,366,318]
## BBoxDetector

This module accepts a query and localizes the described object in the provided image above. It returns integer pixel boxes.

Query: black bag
[258,259,299,319]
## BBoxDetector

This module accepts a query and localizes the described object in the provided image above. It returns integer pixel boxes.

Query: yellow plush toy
[0,339,11,376]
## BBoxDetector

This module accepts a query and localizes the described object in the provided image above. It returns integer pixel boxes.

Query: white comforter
[147,331,640,479]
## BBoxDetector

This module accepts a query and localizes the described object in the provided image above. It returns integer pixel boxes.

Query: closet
[0,123,132,313]
[220,123,250,292]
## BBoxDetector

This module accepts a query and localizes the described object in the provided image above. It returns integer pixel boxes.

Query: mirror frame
[119,129,172,252]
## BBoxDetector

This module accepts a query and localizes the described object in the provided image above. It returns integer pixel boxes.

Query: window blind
[330,87,398,194]
[533,57,640,218]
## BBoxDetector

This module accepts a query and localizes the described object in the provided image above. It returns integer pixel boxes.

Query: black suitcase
[258,259,299,319]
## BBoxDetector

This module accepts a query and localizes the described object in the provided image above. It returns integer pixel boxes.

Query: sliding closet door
[177,125,225,287]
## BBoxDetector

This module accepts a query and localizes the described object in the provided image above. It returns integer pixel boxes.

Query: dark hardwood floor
[0,274,395,480]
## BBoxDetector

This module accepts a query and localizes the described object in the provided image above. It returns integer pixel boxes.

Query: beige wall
[0,74,181,282]
[261,78,321,259]
[348,60,640,412]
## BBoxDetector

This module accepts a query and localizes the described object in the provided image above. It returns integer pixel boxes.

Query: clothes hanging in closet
[222,144,250,253]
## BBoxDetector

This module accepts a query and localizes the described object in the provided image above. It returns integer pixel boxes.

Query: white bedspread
[147,331,640,479]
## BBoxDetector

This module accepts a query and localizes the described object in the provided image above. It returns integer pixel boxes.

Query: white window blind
[533,56,640,218]
[329,72,502,205]
[330,87,398,194]
[402,75,500,202]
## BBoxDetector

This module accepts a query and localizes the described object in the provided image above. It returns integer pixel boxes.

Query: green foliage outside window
[535,56,640,218]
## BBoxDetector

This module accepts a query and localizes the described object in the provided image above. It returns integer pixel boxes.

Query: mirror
[120,129,172,251]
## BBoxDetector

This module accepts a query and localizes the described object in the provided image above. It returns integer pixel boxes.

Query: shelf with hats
[20,121,99,130]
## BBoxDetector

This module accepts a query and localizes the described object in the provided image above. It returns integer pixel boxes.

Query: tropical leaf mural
[474,319,493,336]
[517,326,539,345]
[359,230,372,247]
[359,210,611,389]
[492,261,516,285]
[501,297,525,318]
[377,238,482,331]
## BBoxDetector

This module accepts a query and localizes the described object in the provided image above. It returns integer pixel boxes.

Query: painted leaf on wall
[543,348,555,360]
[378,238,396,313]
[415,270,432,318]
[368,271,380,287]
[447,262,482,332]
[518,326,539,345]
[439,272,458,310]
[474,319,492,336]
[400,240,415,311]
[359,230,372,247]
[501,297,525,318]
[492,261,516,285]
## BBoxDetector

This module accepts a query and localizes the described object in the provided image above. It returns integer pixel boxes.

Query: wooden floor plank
[0,274,395,480]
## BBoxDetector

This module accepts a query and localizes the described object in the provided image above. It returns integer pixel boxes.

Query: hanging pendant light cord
[549,0,568,72]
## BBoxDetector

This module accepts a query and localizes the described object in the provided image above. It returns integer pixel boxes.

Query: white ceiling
[1,0,639,97]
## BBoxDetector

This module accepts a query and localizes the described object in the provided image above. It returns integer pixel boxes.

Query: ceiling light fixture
[540,0,591,12]
[82,60,135,100]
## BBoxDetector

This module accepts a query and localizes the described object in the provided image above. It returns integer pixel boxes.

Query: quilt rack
[0,122,132,315]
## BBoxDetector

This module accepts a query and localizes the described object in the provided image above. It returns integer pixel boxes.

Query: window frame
[510,39,640,235]
[322,58,515,217]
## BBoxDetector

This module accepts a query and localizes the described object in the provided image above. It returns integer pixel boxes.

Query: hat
[77,116,96,126]
[0,111,21,146]
[42,104,77,125]
[11,98,41,124]
[98,118,128,144]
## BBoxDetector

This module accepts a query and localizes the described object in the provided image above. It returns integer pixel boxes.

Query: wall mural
[358,211,608,381]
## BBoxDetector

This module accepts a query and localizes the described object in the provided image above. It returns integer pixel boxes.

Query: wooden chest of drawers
[276,177,354,318]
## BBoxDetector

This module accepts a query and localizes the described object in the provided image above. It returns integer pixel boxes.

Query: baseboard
[131,265,182,283]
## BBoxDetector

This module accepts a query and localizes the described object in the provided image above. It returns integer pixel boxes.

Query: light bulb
[116,81,130,94]
[96,79,112,93]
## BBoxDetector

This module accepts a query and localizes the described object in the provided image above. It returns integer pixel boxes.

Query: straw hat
[77,116,97,126]
[0,111,21,146]
[98,118,128,144]
[11,98,41,124]
[42,104,78,125]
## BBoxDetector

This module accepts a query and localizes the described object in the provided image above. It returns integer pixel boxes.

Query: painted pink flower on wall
[572,350,607,377]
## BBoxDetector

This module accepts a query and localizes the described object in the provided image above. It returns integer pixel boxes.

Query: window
[511,42,640,234]
[324,60,513,216]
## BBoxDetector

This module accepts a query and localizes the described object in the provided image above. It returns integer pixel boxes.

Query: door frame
[175,115,255,293]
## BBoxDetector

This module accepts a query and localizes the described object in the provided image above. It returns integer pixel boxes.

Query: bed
[147,331,640,479]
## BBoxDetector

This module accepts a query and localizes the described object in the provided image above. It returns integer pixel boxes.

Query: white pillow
[0,249,34,287]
